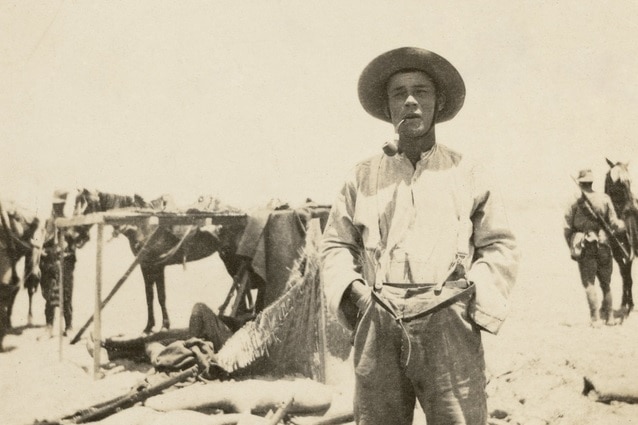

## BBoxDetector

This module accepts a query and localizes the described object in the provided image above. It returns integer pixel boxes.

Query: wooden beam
[55,212,246,228]
[93,224,104,379]
[55,213,105,227]
[154,213,247,227]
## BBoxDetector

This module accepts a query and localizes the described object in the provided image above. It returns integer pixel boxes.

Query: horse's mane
[98,191,148,211]
[605,160,635,217]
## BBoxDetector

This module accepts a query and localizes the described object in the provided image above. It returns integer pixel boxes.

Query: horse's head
[605,158,634,216]
[73,188,102,215]
[23,217,44,291]
[76,188,150,214]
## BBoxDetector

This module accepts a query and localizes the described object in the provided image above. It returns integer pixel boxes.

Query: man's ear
[437,93,446,111]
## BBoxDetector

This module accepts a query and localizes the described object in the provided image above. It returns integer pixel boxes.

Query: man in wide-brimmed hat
[564,168,625,327]
[321,47,519,424]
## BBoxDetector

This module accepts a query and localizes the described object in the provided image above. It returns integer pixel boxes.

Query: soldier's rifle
[571,177,632,264]
[33,365,199,424]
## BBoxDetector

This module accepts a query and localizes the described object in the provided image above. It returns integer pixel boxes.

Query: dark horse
[74,189,249,334]
[604,158,638,317]
[0,200,44,351]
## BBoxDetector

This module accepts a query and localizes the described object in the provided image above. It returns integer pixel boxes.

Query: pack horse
[604,158,638,317]
[74,189,248,334]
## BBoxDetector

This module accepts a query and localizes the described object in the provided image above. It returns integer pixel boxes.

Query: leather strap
[371,281,475,323]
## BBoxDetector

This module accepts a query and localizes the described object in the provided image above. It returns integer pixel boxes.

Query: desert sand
[2,205,638,425]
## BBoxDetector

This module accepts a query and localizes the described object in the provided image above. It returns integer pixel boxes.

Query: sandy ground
[2,205,638,424]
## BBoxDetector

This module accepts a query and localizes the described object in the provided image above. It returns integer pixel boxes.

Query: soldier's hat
[357,47,466,123]
[52,189,69,204]
[576,169,594,183]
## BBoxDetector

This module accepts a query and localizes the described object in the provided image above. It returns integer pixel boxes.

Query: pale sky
[2,1,638,216]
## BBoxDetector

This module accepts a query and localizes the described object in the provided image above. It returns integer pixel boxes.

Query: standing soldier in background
[41,190,88,337]
[564,169,626,327]
[321,47,519,425]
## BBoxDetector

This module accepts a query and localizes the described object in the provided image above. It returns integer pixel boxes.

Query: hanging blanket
[235,205,330,306]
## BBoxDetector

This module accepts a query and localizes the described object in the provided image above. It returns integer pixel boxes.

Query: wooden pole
[218,259,249,316]
[70,226,159,344]
[307,219,327,384]
[93,224,104,379]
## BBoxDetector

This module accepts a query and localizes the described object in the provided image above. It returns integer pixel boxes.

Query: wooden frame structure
[54,210,247,379]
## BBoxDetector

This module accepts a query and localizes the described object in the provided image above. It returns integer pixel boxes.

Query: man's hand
[348,279,373,313]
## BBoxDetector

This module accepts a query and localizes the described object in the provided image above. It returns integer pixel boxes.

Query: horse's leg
[0,285,14,351]
[5,279,19,333]
[0,293,8,351]
[620,260,634,315]
[598,247,616,324]
[27,289,34,327]
[141,264,156,334]
[25,276,41,327]
[611,243,631,315]
[155,266,170,331]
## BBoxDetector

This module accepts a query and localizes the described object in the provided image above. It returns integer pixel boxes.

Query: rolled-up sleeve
[320,169,365,329]
[466,164,520,335]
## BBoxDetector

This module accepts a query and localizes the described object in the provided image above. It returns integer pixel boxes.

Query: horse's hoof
[606,318,620,326]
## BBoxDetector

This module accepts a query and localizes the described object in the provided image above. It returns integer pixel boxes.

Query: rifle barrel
[571,177,631,262]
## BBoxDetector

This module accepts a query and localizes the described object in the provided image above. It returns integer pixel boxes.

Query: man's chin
[399,127,427,139]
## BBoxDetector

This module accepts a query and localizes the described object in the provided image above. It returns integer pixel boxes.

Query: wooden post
[93,224,104,379]
[306,218,327,384]
[70,225,159,344]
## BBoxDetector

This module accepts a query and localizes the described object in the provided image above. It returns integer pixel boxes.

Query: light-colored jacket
[320,143,519,335]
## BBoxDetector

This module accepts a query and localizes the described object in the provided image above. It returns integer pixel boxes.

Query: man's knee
[191,302,208,315]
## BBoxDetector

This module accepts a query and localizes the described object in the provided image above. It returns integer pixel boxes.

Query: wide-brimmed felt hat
[576,169,594,183]
[358,47,466,123]
[52,189,69,204]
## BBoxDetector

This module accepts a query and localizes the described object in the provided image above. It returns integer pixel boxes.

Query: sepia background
[2,1,638,424]
[2,1,638,212]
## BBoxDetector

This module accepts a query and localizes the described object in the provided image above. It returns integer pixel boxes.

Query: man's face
[386,71,442,138]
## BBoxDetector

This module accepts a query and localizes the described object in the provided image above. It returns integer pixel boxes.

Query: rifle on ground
[34,365,199,424]
[571,177,632,264]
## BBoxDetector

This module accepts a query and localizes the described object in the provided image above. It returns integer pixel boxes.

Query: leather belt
[371,280,475,323]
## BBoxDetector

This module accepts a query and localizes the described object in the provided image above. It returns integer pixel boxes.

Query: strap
[578,196,602,226]
[384,279,470,290]
[434,165,471,294]
[371,281,476,323]
[371,153,473,291]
